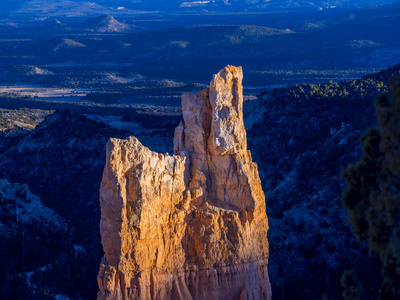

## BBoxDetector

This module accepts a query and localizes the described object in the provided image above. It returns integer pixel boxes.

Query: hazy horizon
[1,0,398,18]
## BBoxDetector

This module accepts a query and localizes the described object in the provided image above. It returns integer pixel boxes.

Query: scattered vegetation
[0,107,53,133]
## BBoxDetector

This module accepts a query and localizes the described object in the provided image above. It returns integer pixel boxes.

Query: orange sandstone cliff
[97,66,271,300]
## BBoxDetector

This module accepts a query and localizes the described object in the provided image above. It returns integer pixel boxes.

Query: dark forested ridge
[245,62,400,299]
[0,105,181,299]
[0,112,126,299]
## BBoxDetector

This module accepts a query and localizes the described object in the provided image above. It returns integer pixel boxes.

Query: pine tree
[342,81,400,299]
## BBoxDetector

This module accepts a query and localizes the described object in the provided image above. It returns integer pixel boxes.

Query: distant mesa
[14,0,113,17]
[0,22,19,29]
[98,74,132,84]
[81,15,133,33]
[180,1,212,8]
[50,19,62,25]
[53,38,86,52]
[300,21,326,31]
[41,18,71,31]
[23,65,55,76]
[346,39,383,49]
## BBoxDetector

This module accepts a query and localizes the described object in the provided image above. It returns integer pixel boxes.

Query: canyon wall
[97,66,271,300]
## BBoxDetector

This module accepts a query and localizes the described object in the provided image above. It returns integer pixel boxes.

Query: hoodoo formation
[97,66,271,300]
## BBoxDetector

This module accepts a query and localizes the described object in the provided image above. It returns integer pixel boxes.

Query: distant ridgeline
[3,0,397,14]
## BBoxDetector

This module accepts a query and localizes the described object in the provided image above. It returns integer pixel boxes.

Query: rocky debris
[97,66,271,300]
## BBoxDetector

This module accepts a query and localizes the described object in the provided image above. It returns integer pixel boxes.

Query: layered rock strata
[97,66,271,300]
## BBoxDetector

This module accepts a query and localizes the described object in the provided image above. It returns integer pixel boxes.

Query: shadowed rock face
[97,66,271,300]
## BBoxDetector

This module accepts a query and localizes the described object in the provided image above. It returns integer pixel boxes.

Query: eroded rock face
[97,66,271,300]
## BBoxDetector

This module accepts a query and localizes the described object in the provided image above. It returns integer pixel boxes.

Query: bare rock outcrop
[97,66,271,300]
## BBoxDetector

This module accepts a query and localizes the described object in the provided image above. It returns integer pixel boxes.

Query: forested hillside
[245,62,400,299]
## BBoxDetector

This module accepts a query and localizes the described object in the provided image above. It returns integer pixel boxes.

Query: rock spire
[97,66,271,300]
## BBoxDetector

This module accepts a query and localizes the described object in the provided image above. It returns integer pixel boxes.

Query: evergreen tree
[342,81,400,299]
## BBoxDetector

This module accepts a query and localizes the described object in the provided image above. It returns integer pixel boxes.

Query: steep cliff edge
[97,66,271,300]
